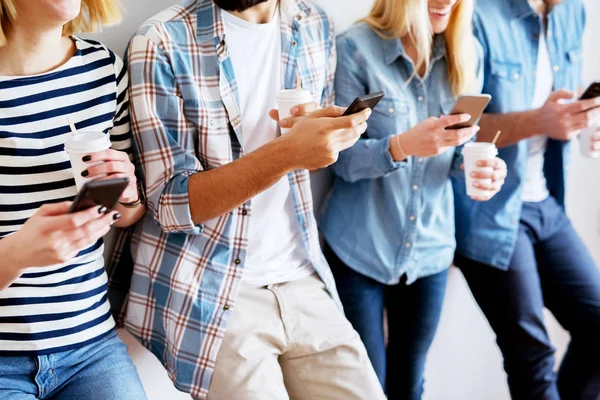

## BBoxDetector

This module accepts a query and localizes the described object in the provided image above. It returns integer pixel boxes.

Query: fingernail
[291,107,299,115]
[463,114,472,121]
[279,119,288,127]
[82,155,92,162]
[81,170,89,177]
[98,206,107,214]
[113,213,121,221]
[366,108,372,117]
[476,161,485,167]
[471,172,478,178]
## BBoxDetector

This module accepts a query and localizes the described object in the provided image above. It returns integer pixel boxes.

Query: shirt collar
[508,0,537,19]
[384,33,447,66]
[195,0,311,43]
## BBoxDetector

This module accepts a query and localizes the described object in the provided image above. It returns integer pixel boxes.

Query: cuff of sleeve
[157,173,203,235]
[371,136,406,174]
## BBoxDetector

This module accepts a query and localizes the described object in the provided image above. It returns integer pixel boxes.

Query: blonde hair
[0,0,121,47]
[364,0,476,96]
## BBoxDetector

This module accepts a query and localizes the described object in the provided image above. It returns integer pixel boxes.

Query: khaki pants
[207,274,385,400]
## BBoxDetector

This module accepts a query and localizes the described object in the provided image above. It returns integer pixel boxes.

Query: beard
[213,0,269,12]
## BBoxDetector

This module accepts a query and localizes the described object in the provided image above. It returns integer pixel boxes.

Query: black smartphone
[342,91,385,116]
[580,81,600,100]
[68,178,130,213]
[445,94,492,130]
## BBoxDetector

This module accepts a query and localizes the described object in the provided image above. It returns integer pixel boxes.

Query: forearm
[112,203,146,228]
[477,110,542,148]
[189,139,296,224]
[0,236,25,291]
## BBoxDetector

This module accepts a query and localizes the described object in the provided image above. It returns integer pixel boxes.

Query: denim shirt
[320,23,483,285]
[452,0,585,270]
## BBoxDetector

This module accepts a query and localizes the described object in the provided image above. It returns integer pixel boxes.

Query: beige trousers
[207,273,385,400]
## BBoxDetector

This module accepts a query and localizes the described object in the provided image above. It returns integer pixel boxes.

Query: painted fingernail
[113,213,121,221]
[98,206,107,214]
[476,161,485,167]
[82,155,92,162]
[81,170,89,177]
[279,119,288,127]
[291,107,299,115]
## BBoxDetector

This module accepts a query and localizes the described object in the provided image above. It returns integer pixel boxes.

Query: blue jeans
[0,330,147,400]
[456,196,600,400]
[325,243,448,400]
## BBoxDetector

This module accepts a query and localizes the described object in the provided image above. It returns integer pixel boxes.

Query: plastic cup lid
[277,89,312,101]
[64,131,111,153]
[462,142,497,152]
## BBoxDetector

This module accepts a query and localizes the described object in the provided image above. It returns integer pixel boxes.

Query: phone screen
[68,178,130,213]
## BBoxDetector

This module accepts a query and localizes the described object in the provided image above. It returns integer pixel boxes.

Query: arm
[0,203,118,291]
[129,34,370,227]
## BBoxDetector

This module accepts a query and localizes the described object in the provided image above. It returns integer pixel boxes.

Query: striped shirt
[0,37,131,354]
[107,0,337,397]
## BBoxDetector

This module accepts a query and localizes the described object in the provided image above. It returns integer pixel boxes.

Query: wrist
[270,135,304,172]
[1,234,27,273]
[390,134,408,161]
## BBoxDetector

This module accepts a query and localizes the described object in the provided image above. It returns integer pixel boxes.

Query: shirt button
[513,73,520,80]
[409,215,416,221]
[553,65,560,72]
[49,369,54,375]
[296,14,302,21]
[241,209,247,216]
[547,30,553,37]
[232,117,240,126]
[223,304,230,310]
[292,40,297,47]
[413,184,419,191]
[405,242,412,248]
[417,157,423,163]
[388,107,395,114]
[234,259,241,265]
[417,96,424,102]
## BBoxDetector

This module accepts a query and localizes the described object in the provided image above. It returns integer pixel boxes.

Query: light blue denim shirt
[452,0,585,270]
[320,23,483,285]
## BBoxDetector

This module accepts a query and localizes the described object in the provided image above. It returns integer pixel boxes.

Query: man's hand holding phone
[538,89,600,141]
[270,104,371,170]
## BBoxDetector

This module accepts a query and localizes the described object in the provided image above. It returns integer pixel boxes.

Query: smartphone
[445,94,492,130]
[342,91,385,116]
[580,81,600,100]
[68,178,130,213]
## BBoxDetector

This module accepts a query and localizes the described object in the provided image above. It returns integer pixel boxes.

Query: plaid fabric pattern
[107,0,337,397]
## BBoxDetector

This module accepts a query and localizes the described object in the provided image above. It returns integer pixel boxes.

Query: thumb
[269,109,280,122]
[36,201,72,217]
[307,105,346,119]
[547,89,576,104]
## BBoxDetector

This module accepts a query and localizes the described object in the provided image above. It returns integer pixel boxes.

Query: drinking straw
[492,130,502,145]
[66,116,77,135]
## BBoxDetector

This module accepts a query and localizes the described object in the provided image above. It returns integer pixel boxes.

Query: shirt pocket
[369,97,411,139]
[184,100,233,168]
[489,59,523,82]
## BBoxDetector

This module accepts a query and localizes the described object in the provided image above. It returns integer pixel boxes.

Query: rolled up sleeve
[127,34,203,235]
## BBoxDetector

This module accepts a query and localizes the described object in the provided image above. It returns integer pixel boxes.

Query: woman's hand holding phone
[393,114,479,159]
[2,202,118,274]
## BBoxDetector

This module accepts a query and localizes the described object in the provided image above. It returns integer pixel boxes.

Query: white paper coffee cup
[277,89,313,134]
[462,142,498,198]
[64,131,111,191]
[579,127,600,158]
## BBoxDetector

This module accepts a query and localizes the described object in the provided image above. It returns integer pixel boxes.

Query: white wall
[94,1,600,399]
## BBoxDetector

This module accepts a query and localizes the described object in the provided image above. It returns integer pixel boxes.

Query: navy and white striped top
[0,37,131,354]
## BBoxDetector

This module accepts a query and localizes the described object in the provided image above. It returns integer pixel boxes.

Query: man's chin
[213,0,270,12]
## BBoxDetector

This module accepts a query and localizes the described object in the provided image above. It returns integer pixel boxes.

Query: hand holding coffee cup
[461,137,506,201]
[80,149,139,203]
[579,126,600,158]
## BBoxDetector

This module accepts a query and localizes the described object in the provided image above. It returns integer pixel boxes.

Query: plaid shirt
[107,0,337,397]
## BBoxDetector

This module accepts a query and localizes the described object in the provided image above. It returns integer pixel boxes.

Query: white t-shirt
[522,17,552,202]
[222,9,314,286]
